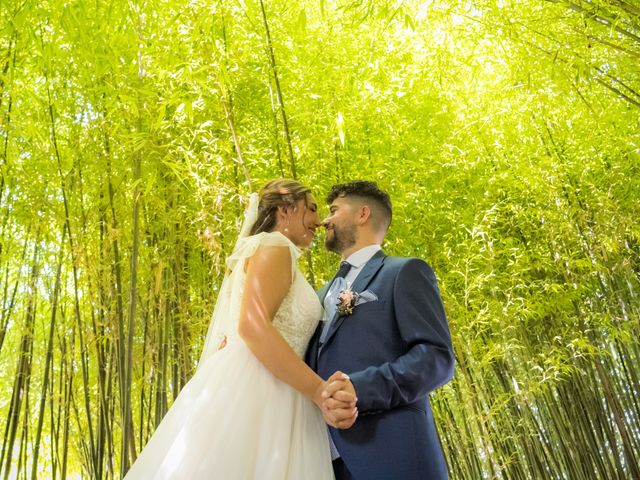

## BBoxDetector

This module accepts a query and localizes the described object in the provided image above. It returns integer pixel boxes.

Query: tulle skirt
[124,339,334,479]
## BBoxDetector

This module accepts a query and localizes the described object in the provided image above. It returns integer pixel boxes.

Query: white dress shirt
[341,244,382,286]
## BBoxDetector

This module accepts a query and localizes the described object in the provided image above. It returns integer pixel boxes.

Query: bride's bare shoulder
[244,243,292,277]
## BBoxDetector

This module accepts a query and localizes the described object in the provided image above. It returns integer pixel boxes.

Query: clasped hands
[314,371,358,429]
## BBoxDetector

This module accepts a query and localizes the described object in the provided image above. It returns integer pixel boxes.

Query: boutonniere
[336,288,378,316]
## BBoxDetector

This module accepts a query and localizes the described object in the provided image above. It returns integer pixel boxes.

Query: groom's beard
[325,223,357,254]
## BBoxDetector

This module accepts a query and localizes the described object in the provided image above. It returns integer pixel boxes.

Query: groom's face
[323,196,357,255]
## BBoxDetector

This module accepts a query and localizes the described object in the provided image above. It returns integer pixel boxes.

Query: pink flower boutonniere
[336,288,378,317]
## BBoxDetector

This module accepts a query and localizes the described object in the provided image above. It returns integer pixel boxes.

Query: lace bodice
[273,266,323,357]
[199,232,322,364]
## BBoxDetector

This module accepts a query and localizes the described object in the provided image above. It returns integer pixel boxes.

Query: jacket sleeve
[349,258,454,412]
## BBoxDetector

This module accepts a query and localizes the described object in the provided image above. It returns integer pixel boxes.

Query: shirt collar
[344,244,382,269]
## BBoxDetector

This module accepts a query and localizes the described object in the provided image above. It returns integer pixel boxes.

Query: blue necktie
[334,260,352,281]
[320,261,352,344]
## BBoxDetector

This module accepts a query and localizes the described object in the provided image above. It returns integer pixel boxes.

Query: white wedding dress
[124,231,334,479]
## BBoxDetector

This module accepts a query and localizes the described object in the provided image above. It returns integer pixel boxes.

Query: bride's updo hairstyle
[249,179,311,236]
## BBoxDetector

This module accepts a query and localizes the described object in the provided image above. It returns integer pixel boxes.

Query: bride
[124,179,355,479]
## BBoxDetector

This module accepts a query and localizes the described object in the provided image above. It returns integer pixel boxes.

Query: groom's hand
[321,371,358,429]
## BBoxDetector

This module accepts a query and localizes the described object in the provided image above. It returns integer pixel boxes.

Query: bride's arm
[238,244,356,424]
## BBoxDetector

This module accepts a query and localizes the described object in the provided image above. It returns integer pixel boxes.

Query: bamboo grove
[0,0,639,478]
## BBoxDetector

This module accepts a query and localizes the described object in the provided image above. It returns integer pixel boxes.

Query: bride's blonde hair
[249,179,311,236]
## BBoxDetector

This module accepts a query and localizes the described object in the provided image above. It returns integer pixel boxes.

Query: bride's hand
[322,371,357,407]
[316,371,358,429]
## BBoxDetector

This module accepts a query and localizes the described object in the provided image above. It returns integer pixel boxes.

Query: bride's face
[281,194,321,248]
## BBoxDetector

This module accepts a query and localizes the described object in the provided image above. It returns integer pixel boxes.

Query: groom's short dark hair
[327,181,392,231]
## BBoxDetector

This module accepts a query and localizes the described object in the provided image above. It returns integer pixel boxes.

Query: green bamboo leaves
[0,0,638,478]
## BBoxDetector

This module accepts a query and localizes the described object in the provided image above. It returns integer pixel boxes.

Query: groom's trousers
[333,458,355,480]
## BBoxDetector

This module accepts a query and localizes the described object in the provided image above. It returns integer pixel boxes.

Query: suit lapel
[305,322,322,370]
[320,251,386,351]
[307,282,331,367]
[349,250,385,294]
[317,283,330,305]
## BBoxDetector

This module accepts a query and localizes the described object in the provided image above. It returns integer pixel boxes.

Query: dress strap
[227,231,300,278]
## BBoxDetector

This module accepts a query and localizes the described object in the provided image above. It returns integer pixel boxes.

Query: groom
[305,181,455,480]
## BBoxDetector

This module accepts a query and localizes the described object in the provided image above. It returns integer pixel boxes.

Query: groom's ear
[356,205,372,225]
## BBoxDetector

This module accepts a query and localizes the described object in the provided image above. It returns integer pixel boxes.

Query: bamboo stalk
[60,313,74,480]
[31,226,66,479]
[218,86,254,190]
[0,237,27,356]
[259,0,297,179]
[2,238,39,480]
[0,33,16,211]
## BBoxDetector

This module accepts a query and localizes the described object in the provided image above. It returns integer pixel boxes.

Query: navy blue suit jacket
[305,251,454,480]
